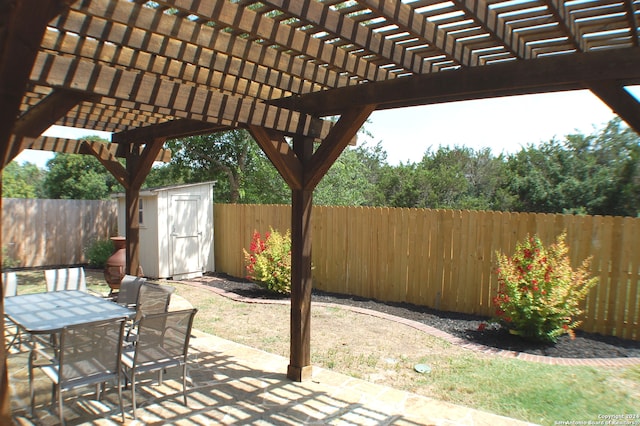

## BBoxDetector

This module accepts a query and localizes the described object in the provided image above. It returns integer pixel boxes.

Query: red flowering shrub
[243,228,291,295]
[493,232,598,343]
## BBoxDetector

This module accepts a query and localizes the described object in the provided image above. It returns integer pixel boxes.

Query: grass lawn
[8,269,640,425]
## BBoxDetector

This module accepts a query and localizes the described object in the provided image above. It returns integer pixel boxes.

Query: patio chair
[134,282,175,320]
[125,281,175,342]
[121,308,197,419]
[115,275,147,308]
[3,271,21,351]
[2,271,17,297]
[45,267,87,292]
[29,317,127,425]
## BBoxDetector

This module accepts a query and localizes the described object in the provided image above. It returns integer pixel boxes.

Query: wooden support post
[0,178,8,425]
[287,137,314,380]
[287,188,313,380]
[125,150,141,276]
[250,107,375,382]
[123,138,165,275]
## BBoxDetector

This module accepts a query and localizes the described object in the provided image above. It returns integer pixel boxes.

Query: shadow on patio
[9,325,537,425]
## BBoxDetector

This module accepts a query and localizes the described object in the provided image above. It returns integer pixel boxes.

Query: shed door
[170,196,201,277]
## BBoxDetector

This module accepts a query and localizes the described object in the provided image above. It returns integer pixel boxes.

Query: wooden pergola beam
[79,141,128,189]
[272,47,640,116]
[4,90,92,165]
[154,0,396,83]
[589,82,640,135]
[122,138,166,277]
[64,1,353,91]
[0,1,69,166]
[248,126,302,190]
[113,119,231,144]
[258,0,419,75]
[304,105,377,190]
[12,89,92,138]
[19,137,171,163]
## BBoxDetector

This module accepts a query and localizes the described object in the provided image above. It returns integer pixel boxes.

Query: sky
[14,87,639,168]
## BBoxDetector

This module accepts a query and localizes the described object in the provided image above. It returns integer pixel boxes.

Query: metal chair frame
[120,308,197,419]
[28,317,127,425]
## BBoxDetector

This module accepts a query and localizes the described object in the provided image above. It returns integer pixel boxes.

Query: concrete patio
[8,324,537,426]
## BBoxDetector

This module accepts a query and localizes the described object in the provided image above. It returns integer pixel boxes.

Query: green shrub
[1,246,20,269]
[85,238,114,269]
[243,228,291,295]
[492,232,598,343]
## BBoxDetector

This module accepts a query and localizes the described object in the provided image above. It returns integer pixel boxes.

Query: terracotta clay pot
[104,236,126,291]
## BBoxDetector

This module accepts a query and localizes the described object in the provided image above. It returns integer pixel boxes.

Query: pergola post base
[287,365,313,382]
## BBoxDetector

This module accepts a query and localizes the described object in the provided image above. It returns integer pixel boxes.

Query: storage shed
[113,182,215,280]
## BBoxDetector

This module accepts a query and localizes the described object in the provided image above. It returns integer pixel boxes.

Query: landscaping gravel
[199,274,640,360]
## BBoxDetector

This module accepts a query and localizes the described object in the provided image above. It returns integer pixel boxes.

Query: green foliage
[315,143,387,206]
[2,246,20,269]
[493,233,598,343]
[43,150,122,199]
[2,161,45,198]
[85,238,114,268]
[144,162,185,189]
[505,118,640,216]
[376,146,510,210]
[243,228,291,295]
[167,129,288,203]
[242,150,289,204]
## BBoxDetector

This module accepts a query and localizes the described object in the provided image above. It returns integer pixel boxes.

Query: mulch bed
[196,273,640,360]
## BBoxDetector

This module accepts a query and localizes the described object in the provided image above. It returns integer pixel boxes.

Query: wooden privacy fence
[2,198,117,268]
[214,204,640,341]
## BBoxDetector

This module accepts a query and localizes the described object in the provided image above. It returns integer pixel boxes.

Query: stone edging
[185,279,640,368]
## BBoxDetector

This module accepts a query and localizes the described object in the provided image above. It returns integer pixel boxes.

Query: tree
[144,162,185,189]
[42,153,122,199]
[377,162,426,208]
[1,161,44,198]
[167,129,289,204]
[421,146,510,210]
[506,118,640,216]
[314,143,388,206]
[242,153,289,204]
[375,146,508,210]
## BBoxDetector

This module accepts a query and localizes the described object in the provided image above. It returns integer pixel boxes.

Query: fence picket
[613,217,633,339]
[624,219,640,340]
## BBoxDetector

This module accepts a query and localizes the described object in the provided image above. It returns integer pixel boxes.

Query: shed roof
[111,181,217,198]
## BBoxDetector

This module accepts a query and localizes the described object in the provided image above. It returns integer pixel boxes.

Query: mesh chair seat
[116,275,147,307]
[45,267,87,292]
[134,282,175,322]
[125,282,175,342]
[2,271,17,297]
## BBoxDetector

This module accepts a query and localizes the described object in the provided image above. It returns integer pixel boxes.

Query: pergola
[1,0,639,421]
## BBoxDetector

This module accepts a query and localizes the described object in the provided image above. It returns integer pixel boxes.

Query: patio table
[4,290,134,335]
